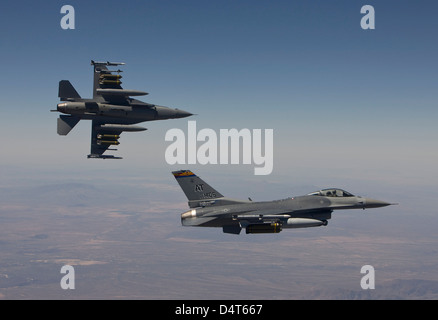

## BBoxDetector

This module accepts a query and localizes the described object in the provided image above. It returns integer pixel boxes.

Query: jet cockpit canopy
[308,188,354,197]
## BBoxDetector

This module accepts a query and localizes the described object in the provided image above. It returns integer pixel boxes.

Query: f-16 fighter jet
[52,60,192,159]
[172,170,393,235]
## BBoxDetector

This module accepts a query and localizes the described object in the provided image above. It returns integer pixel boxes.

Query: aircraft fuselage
[181,194,389,231]
[57,101,190,122]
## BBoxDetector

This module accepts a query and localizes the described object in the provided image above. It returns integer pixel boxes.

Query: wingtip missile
[87,154,123,159]
[91,60,125,66]
[107,61,125,66]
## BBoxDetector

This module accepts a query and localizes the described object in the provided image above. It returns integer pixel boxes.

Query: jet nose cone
[174,109,193,118]
[363,198,392,208]
[154,106,193,119]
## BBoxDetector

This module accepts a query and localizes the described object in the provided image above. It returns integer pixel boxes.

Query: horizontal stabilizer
[58,80,81,101]
[57,115,80,136]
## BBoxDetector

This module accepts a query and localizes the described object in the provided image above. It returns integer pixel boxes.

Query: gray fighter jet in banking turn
[172,170,393,235]
[52,60,192,159]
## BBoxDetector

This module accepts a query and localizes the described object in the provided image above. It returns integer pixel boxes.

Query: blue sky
[0,0,437,189]
[1,0,438,300]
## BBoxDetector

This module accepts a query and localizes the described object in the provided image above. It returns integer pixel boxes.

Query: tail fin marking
[172,170,224,208]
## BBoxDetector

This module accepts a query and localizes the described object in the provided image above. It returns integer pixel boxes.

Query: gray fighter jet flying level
[172,170,393,235]
[51,60,192,159]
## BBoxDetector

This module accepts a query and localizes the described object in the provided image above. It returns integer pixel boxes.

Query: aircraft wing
[233,211,292,226]
[87,120,148,159]
[91,60,148,105]
[233,208,332,226]
[88,120,123,159]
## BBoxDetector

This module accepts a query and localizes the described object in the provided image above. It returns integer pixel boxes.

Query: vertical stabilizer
[58,80,81,101]
[172,170,224,208]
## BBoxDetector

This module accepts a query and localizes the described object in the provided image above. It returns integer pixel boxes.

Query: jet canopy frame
[308,188,355,197]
